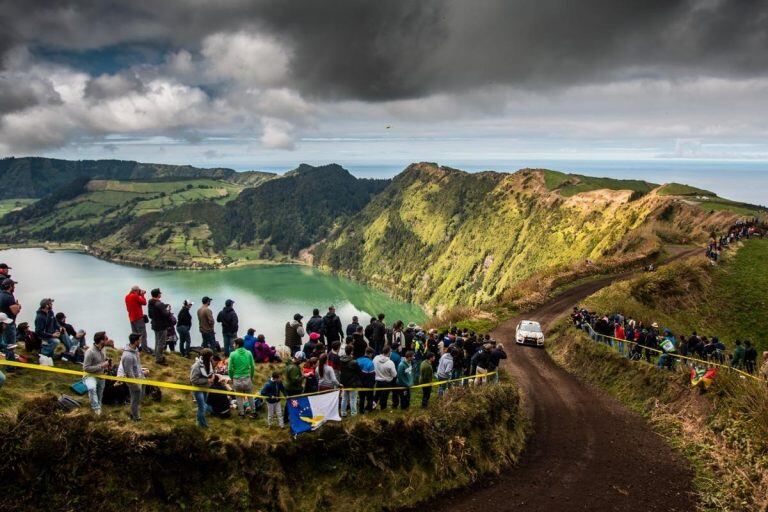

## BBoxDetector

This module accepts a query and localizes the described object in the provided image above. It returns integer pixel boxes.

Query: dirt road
[424,251,700,512]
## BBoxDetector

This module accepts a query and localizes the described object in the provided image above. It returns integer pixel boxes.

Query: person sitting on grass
[206,375,233,418]
[243,328,257,356]
[260,371,287,428]
[254,334,280,363]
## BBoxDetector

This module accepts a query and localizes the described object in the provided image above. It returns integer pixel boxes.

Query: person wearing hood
[284,313,305,356]
[322,306,343,346]
[373,346,397,410]
[189,349,214,428]
[217,299,239,356]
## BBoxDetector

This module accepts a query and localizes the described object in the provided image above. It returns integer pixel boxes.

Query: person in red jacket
[125,285,150,353]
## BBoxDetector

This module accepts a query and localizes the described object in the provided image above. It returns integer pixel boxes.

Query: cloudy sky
[1,0,768,171]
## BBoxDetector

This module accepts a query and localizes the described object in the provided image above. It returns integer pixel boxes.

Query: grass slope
[548,326,768,511]
[584,239,768,352]
[0,199,36,218]
[540,169,657,197]
[315,163,736,311]
[0,349,525,511]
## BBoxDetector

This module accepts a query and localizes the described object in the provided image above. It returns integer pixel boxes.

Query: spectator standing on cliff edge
[147,288,171,364]
[284,313,305,356]
[125,285,150,354]
[217,299,239,356]
[197,296,218,352]
[322,306,343,347]
[177,300,193,357]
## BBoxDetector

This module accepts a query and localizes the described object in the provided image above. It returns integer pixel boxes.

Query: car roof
[519,320,541,328]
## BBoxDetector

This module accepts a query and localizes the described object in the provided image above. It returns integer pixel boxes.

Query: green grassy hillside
[0,156,273,199]
[0,178,245,244]
[541,169,657,197]
[583,238,768,352]
[314,163,738,311]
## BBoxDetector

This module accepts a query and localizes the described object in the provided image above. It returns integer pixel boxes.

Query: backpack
[57,394,81,411]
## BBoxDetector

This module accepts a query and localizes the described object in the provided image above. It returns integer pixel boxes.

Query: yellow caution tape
[578,324,767,383]
[0,359,498,400]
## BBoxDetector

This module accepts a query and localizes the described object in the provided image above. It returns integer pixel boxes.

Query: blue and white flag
[287,390,342,435]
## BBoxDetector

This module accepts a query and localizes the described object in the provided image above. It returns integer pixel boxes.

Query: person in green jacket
[396,351,415,410]
[731,339,745,369]
[284,351,305,396]
[419,352,436,408]
[228,337,255,417]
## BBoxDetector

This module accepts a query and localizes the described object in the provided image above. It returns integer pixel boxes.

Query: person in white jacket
[373,346,397,410]
[437,347,454,397]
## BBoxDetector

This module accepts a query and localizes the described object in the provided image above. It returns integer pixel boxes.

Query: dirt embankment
[0,384,525,512]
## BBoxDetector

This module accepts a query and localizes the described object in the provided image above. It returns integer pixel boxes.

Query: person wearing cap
[217,299,239,356]
[197,296,218,352]
[147,288,172,364]
[177,299,194,357]
[322,306,344,346]
[120,333,144,421]
[303,331,321,360]
[83,331,114,415]
[0,263,11,281]
[284,313,305,356]
[0,278,20,351]
[125,285,150,354]
[35,298,61,357]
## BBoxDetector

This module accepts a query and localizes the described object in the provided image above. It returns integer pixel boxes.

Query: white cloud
[260,117,295,150]
[201,31,291,87]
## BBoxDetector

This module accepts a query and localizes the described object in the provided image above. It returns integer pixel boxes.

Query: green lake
[0,248,427,349]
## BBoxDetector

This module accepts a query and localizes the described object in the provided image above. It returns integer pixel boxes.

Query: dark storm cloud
[1,0,767,100]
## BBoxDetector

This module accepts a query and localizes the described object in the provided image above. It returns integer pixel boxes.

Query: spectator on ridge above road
[124,285,149,353]
[217,299,239,356]
[197,296,218,352]
[147,288,171,365]
[322,306,343,346]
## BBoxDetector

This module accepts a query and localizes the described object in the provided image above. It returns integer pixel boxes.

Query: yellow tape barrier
[579,324,767,383]
[0,359,497,400]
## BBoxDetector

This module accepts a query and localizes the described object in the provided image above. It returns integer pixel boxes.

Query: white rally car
[515,320,544,347]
